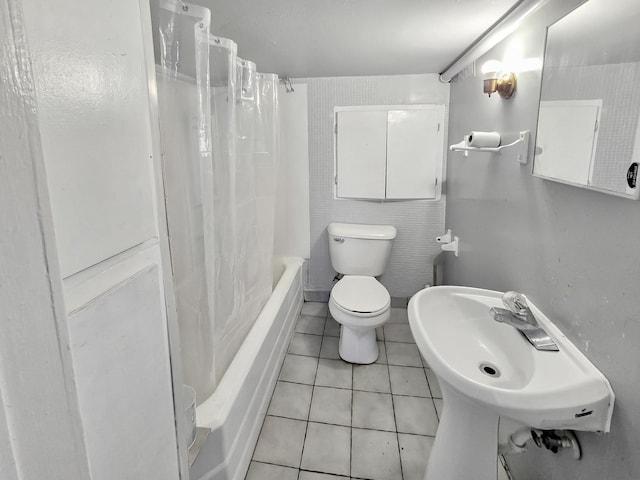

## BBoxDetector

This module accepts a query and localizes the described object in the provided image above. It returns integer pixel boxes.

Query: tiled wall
[293,75,450,299]
[542,62,640,193]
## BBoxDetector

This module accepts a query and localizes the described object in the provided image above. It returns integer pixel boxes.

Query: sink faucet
[490,292,559,351]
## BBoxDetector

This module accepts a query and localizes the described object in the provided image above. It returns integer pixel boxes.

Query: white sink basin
[408,286,614,480]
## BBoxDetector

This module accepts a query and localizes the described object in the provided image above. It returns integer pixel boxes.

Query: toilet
[327,222,397,364]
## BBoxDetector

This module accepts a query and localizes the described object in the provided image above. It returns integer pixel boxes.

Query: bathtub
[190,258,304,480]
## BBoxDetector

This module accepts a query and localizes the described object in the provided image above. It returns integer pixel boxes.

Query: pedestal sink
[408,286,614,480]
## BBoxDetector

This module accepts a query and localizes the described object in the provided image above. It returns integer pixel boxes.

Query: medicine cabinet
[334,105,445,200]
[533,0,640,199]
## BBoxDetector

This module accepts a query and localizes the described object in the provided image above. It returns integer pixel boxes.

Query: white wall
[445,0,640,478]
[18,0,183,478]
[296,74,449,299]
[0,2,91,477]
[274,83,311,282]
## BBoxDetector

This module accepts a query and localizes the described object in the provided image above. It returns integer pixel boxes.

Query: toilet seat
[329,275,391,363]
[331,276,390,316]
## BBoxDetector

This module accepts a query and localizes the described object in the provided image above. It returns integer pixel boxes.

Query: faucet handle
[502,291,529,314]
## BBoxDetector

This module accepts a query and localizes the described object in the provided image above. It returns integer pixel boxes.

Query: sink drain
[479,362,501,378]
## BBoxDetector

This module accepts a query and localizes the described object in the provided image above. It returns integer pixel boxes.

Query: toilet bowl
[329,275,391,364]
[326,222,396,364]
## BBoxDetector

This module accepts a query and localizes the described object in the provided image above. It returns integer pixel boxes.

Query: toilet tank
[327,223,397,276]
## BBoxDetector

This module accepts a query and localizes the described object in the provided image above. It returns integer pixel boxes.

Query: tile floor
[246,302,508,480]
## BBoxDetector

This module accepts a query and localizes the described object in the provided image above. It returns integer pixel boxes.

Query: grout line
[264,414,435,436]
[377,339,404,480]
[350,347,354,479]
[278,378,437,399]
[297,351,322,472]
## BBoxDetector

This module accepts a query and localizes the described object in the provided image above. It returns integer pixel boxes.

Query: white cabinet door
[336,110,388,199]
[386,108,442,199]
[534,100,601,185]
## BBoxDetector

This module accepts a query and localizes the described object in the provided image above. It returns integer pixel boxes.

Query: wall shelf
[449,130,530,164]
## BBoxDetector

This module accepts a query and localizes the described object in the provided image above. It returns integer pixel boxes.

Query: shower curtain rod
[439,0,550,82]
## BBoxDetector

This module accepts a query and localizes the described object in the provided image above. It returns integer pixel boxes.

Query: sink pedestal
[426,382,499,480]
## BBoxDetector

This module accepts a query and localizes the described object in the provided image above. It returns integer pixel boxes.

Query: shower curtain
[155,0,279,402]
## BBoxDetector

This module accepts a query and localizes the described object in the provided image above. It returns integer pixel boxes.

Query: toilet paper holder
[449,130,530,164]
[436,229,459,257]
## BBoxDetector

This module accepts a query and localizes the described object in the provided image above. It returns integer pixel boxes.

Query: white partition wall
[275,84,311,281]
[0,3,91,477]
[17,0,184,478]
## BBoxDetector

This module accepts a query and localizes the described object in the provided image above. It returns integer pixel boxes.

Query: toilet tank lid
[328,223,397,240]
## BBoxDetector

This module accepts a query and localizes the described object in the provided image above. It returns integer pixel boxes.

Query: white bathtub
[190,258,304,480]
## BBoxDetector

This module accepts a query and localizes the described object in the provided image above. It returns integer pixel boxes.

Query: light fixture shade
[483,78,498,95]
[481,59,503,76]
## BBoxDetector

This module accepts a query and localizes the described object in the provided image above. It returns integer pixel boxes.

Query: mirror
[533,0,640,199]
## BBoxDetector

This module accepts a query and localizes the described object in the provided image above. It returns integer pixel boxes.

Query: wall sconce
[481,60,516,99]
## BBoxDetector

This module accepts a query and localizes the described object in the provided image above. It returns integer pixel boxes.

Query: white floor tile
[252,328,449,480]
[315,358,352,389]
[296,315,326,335]
[267,381,313,420]
[309,386,351,426]
[353,363,390,393]
[351,428,402,480]
[301,302,329,318]
[352,391,395,431]
[245,461,298,480]
[319,335,340,360]
[375,341,387,364]
[393,395,438,435]
[383,324,415,343]
[301,422,351,476]
[323,317,341,337]
[288,333,323,357]
[253,416,306,468]
[298,472,349,480]
[389,366,430,397]
[388,308,409,324]
[398,434,434,480]
[279,354,318,385]
[386,342,423,367]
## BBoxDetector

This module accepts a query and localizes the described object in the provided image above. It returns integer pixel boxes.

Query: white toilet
[327,222,397,364]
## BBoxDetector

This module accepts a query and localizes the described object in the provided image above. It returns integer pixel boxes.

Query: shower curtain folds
[155,0,280,402]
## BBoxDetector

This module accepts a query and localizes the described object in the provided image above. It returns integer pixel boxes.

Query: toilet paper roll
[468,131,501,148]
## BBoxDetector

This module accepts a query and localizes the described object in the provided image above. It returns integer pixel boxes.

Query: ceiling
[191,0,521,78]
